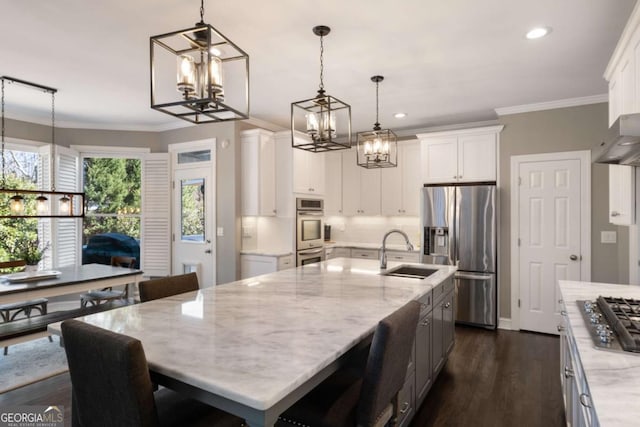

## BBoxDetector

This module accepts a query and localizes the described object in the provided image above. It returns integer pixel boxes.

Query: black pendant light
[150,0,250,124]
[291,26,351,152]
[356,75,397,168]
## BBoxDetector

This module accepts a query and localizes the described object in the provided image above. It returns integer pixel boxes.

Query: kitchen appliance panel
[297,248,325,266]
[421,185,455,265]
[455,272,496,328]
[455,185,496,273]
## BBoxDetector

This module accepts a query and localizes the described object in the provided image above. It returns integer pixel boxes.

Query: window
[82,157,141,265]
[0,148,41,263]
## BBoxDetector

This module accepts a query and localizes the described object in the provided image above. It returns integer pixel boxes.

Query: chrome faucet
[380,229,414,269]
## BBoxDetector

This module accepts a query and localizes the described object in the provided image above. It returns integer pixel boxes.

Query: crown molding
[494,94,608,116]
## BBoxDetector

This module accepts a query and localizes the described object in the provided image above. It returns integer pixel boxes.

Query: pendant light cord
[51,91,56,192]
[375,79,380,129]
[319,34,324,93]
[199,0,205,24]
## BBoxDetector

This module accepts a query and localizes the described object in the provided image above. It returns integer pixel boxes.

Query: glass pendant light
[9,194,24,214]
[356,75,397,168]
[36,194,49,215]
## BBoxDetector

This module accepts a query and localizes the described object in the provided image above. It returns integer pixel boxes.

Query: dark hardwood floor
[412,326,565,427]
[0,326,565,427]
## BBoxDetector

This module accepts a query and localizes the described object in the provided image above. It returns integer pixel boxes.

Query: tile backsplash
[325,216,421,247]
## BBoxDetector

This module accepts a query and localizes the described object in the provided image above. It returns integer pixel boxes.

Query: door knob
[569,254,578,261]
[205,249,212,254]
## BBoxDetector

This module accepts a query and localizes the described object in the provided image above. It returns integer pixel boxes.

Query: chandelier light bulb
[177,55,196,96]
[36,195,49,215]
[59,195,71,215]
[9,194,24,215]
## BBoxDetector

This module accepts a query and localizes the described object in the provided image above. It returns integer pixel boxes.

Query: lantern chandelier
[0,76,85,218]
[291,25,351,152]
[150,0,250,124]
[356,75,398,169]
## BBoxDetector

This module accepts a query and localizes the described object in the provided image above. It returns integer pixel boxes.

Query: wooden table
[48,259,456,426]
[1,264,143,347]
[0,263,143,305]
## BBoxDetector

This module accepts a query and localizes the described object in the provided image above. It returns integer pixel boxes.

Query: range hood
[593,115,640,166]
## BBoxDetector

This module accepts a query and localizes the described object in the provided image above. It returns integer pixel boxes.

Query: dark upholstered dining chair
[278,300,420,427]
[138,272,199,303]
[61,319,244,427]
[80,256,136,307]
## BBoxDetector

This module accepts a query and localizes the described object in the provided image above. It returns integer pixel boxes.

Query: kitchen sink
[382,265,439,279]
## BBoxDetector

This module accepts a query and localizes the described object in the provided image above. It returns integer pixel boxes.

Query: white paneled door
[517,158,582,334]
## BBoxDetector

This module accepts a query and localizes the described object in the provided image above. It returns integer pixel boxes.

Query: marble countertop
[558,280,640,426]
[50,258,456,412]
[325,241,420,253]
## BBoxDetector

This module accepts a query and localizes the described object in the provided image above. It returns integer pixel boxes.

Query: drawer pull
[557,325,565,332]
[400,402,410,414]
[564,367,574,378]
[611,211,621,217]
[579,393,592,408]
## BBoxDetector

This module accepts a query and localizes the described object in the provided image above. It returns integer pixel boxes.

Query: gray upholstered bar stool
[61,319,245,427]
[278,300,420,427]
[138,272,199,302]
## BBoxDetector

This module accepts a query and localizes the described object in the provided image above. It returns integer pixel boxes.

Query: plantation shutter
[141,153,171,277]
[53,145,81,267]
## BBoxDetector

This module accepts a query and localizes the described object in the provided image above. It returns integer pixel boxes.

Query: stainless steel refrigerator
[421,184,496,329]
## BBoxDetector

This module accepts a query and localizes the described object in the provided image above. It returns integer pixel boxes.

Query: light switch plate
[217,227,224,237]
[601,231,617,244]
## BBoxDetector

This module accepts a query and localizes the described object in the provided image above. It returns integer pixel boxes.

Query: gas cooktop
[577,296,640,354]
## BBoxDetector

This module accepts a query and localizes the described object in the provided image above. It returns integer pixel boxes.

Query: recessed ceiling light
[394,112,407,119]
[526,26,551,40]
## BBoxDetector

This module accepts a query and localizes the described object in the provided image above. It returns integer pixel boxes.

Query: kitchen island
[558,280,640,426]
[49,258,456,426]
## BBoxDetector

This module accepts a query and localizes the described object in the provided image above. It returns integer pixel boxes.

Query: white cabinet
[350,248,379,260]
[342,148,381,216]
[419,127,502,184]
[605,5,640,125]
[293,144,325,196]
[240,253,294,279]
[241,129,276,216]
[609,164,635,225]
[324,151,343,215]
[326,246,350,259]
[381,140,421,216]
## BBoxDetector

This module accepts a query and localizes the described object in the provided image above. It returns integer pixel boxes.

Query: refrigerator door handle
[455,273,492,281]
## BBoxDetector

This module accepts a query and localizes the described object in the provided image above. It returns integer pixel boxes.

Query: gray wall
[3,117,242,285]
[498,103,629,319]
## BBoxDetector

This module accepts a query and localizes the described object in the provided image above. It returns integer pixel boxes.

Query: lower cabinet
[559,309,598,427]
[350,248,379,260]
[400,277,455,425]
[240,254,294,279]
[325,247,351,259]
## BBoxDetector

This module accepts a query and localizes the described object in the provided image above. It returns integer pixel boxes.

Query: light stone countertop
[558,280,640,426]
[49,258,456,415]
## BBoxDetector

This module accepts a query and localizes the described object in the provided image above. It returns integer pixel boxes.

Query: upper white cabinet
[241,129,276,216]
[325,151,343,215]
[609,164,635,225]
[292,142,325,196]
[342,148,381,216]
[418,126,503,184]
[381,140,421,216]
[605,2,640,125]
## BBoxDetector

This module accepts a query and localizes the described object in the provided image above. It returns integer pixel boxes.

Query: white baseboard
[498,317,513,330]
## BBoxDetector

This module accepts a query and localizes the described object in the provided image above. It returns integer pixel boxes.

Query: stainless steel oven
[296,198,324,266]
[296,198,324,251]
[297,247,326,266]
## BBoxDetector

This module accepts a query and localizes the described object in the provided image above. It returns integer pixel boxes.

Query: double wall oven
[296,198,325,266]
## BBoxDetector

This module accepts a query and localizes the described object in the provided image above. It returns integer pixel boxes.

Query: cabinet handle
[453,176,457,179]
[579,393,592,408]
[443,302,451,309]
[400,402,410,414]
[308,188,314,192]
[561,310,567,316]
[610,211,620,217]
[564,367,574,378]
[557,325,565,332]
[421,318,431,326]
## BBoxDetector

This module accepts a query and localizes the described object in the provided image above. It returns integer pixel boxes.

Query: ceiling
[0,0,636,134]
